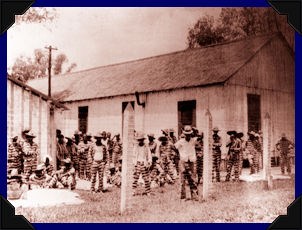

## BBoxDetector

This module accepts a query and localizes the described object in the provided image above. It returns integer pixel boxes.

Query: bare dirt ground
[14,167,294,223]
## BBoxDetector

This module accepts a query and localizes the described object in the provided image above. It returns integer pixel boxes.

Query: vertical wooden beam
[120,102,135,214]
[29,91,32,129]
[263,112,273,189]
[203,109,213,200]
[21,87,24,132]
[9,81,14,138]
[38,96,42,162]
[49,106,57,170]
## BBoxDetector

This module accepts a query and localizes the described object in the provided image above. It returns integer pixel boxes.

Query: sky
[7,7,221,73]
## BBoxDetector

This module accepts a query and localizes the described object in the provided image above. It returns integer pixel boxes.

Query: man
[107,132,114,164]
[21,130,39,184]
[66,137,78,177]
[246,131,258,174]
[41,155,54,176]
[132,132,152,196]
[169,128,180,175]
[7,136,22,174]
[236,132,245,175]
[148,134,157,157]
[112,133,123,168]
[212,127,222,182]
[56,134,69,169]
[7,169,25,200]
[158,136,177,184]
[78,133,89,180]
[169,129,178,144]
[89,132,108,193]
[225,131,241,182]
[276,133,294,175]
[195,131,204,184]
[85,133,94,180]
[49,158,76,190]
[174,125,199,201]
[29,164,52,189]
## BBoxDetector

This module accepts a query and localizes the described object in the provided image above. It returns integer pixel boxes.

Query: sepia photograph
[7,7,295,223]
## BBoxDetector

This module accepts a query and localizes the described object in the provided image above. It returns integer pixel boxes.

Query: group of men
[132,126,294,200]
[8,125,294,201]
[7,129,77,199]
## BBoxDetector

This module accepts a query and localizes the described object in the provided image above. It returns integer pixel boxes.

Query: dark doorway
[78,106,88,134]
[178,100,196,135]
[247,94,261,132]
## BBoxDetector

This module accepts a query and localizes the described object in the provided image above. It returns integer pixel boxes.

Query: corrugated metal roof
[28,34,276,102]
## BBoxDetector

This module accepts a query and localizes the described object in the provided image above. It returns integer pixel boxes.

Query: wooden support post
[49,106,57,170]
[29,91,32,129]
[38,96,42,162]
[263,112,273,189]
[203,109,213,200]
[121,102,135,214]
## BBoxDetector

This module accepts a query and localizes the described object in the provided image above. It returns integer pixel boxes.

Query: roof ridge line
[46,33,278,80]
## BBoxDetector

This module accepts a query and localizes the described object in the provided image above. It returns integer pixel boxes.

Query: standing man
[7,136,22,174]
[212,127,222,182]
[85,133,94,181]
[276,133,294,175]
[89,132,108,193]
[21,130,39,184]
[132,132,152,196]
[158,136,177,184]
[195,131,204,185]
[236,132,245,175]
[174,125,199,201]
[225,131,241,182]
[112,133,123,168]
[56,134,68,169]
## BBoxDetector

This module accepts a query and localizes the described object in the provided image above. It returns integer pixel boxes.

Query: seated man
[29,164,52,189]
[7,169,26,200]
[49,158,76,190]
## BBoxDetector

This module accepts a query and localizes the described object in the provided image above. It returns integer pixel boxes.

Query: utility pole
[45,45,58,97]
[45,45,57,169]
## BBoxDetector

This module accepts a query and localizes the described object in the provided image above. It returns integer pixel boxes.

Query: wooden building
[7,75,67,165]
[28,33,294,156]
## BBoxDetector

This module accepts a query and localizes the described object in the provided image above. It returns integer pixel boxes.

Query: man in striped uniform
[236,132,245,175]
[132,132,152,196]
[212,127,222,182]
[225,131,241,182]
[21,130,39,184]
[78,134,90,180]
[276,133,294,175]
[246,131,257,174]
[41,155,55,176]
[8,136,22,175]
[7,169,24,200]
[56,134,69,170]
[112,133,123,168]
[29,164,52,189]
[73,131,82,177]
[195,131,204,185]
[175,126,199,201]
[49,158,76,190]
[89,132,108,193]
[158,136,177,184]
[85,133,94,181]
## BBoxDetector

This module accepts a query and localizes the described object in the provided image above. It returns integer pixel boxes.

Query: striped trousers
[90,160,105,191]
[160,160,176,183]
[212,151,221,182]
[23,156,37,183]
[196,155,203,184]
[280,153,291,174]
[180,161,198,200]
[226,152,240,182]
[132,162,151,194]
[79,156,88,180]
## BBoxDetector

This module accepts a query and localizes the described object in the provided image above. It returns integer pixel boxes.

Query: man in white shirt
[174,125,199,201]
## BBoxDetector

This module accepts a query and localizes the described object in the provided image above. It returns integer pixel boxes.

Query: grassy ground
[15,177,294,223]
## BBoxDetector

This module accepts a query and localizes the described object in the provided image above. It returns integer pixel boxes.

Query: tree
[187,15,224,48]
[187,7,294,49]
[15,7,57,25]
[10,49,77,82]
